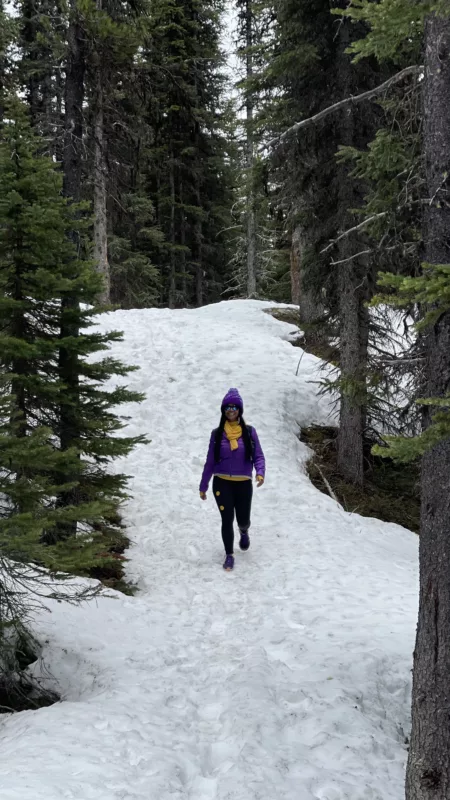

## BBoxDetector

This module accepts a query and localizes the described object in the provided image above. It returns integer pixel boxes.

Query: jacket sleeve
[251,427,266,478]
[199,431,216,493]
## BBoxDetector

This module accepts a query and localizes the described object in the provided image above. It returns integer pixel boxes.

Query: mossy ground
[301,425,420,533]
[267,308,419,533]
[266,307,339,363]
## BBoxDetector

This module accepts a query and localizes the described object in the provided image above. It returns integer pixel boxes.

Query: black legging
[212,476,253,555]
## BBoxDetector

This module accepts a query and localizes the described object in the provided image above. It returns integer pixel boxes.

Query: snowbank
[0,300,418,800]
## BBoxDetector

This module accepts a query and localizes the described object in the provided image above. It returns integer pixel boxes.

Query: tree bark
[10,220,29,510]
[21,0,40,126]
[291,224,325,343]
[0,0,5,124]
[405,14,450,800]
[62,11,85,203]
[92,0,110,305]
[336,255,368,486]
[54,4,85,540]
[193,171,203,307]
[40,0,54,152]
[335,17,367,487]
[290,225,300,305]
[55,67,64,165]
[179,176,187,303]
[194,215,203,307]
[11,252,27,441]
[245,0,256,298]
[168,156,176,308]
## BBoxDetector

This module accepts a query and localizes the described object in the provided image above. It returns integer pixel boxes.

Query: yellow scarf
[224,420,242,451]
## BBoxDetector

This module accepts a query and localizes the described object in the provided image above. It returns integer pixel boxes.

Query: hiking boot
[239,529,250,551]
[223,554,235,571]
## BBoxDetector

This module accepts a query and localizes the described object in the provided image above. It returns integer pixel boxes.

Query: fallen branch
[315,462,340,504]
[269,64,423,149]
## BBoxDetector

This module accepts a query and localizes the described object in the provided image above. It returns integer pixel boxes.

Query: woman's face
[225,404,239,422]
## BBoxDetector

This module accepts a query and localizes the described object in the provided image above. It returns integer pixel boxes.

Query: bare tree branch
[377,357,425,366]
[330,248,373,265]
[321,213,389,254]
[269,64,423,149]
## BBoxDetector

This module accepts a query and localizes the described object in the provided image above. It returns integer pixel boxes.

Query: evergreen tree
[10,0,235,309]
[133,0,234,307]
[17,0,65,148]
[236,0,257,296]
[0,100,146,695]
[264,0,341,321]
[265,0,387,485]
[0,101,145,548]
[228,0,284,300]
[0,2,17,122]
[226,152,285,299]
[337,2,450,796]
[83,0,147,303]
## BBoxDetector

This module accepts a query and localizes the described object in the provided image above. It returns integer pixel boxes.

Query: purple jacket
[199,427,266,493]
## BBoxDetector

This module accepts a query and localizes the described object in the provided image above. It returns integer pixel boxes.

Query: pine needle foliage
[0,99,146,564]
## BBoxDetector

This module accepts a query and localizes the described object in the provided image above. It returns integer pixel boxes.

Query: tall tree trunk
[41,69,53,153]
[335,17,367,487]
[0,0,5,123]
[336,256,367,486]
[40,0,54,152]
[54,5,85,540]
[290,225,301,305]
[21,0,40,125]
[168,156,176,308]
[405,14,450,800]
[92,0,110,304]
[195,250,203,307]
[55,67,64,165]
[193,169,203,307]
[179,176,187,302]
[63,10,84,203]
[245,0,256,298]
[291,224,325,344]
[10,236,29,511]
[11,253,27,441]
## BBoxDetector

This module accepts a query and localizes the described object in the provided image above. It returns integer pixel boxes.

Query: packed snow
[0,300,418,800]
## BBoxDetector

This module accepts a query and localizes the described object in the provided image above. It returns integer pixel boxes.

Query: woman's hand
[200,491,207,501]
[256,475,264,488]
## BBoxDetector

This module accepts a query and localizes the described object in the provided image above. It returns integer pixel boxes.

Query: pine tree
[237,0,257,296]
[264,0,387,485]
[264,0,340,321]
[11,0,235,309]
[229,0,283,300]
[100,51,165,308]
[0,100,146,695]
[336,2,450,796]
[0,100,145,549]
[18,0,64,146]
[133,0,234,307]
[83,0,146,303]
[226,152,284,299]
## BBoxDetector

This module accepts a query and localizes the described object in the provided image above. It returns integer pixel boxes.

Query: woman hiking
[199,388,266,571]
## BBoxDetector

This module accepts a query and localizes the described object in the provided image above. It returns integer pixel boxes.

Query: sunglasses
[225,405,239,412]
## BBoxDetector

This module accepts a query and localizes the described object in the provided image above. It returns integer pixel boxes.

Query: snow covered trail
[0,301,418,800]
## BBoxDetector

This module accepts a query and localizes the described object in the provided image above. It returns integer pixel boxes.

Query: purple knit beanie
[221,388,243,413]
